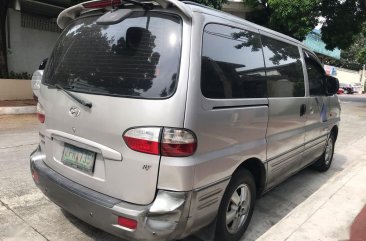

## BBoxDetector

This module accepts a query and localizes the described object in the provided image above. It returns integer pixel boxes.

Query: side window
[304,51,325,96]
[261,36,305,97]
[201,24,267,99]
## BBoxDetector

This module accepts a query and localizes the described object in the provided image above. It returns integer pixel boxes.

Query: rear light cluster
[117,216,137,230]
[123,127,197,157]
[36,103,45,123]
[83,0,122,8]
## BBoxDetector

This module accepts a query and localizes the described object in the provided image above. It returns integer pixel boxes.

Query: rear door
[39,11,186,205]
[260,34,307,188]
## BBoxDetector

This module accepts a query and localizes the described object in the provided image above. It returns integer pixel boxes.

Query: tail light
[83,0,122,8]
[123,127,161,155]
[123,127,197,157]
[161,128,197,157]
[36,103,45,123]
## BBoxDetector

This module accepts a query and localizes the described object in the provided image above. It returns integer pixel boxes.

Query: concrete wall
[222,0,251,19]
[335,68,364,93]
[0,79,33,100]
[335,68,362,85]
[6,8,59,75]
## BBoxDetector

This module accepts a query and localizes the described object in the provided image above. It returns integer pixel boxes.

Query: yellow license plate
[62,143,96,174]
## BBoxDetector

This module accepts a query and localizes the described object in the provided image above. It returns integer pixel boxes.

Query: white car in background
[352,83,363,94]
[31,58,47,98]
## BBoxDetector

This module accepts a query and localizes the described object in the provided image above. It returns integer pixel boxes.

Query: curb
[0,106,36,115]
[256,136,366,241]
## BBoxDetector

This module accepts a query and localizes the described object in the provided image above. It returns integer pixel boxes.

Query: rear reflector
[36,103,45,123]
[123,127,161,155]
[123,127,197,157]
[83,0,122,8]
[117,216,137,230]
[31,169,39,183]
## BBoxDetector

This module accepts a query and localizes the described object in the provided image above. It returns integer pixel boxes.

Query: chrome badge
[69,107,81,117]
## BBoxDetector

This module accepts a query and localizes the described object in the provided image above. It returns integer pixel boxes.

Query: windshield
[43,12,182,99]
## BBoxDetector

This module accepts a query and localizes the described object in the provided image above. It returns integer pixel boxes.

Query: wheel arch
[233,158,266,196]
[330,125,339,141]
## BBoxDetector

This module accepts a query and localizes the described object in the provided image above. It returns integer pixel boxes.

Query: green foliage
[0,71,31,80]
[359,48,366,64]
[267,0,320,41]
[325,25,366,71]
[320,0,366,50]
[243,0,366,51]
[194,0,228,9]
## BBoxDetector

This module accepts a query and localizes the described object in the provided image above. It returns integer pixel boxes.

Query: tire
[312,134,335,172]
[214,169,256,241]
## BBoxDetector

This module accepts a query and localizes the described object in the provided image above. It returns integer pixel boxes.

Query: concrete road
[338,94,366,103]
[0,95,365,241]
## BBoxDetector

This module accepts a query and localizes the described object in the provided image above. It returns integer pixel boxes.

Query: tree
[325,25,366,70]
[0,0,10,77]
[243,0,366,51]
[194,0,228,9]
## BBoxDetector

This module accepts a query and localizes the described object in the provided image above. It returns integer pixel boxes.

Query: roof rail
[57,0,192,29]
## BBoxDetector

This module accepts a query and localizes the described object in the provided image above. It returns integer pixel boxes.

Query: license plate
[61,143,96,174]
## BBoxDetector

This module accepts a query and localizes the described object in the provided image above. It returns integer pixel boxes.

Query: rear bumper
[30,146,192,241]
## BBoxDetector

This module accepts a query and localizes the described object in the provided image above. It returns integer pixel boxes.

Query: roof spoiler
[57,0,192,29]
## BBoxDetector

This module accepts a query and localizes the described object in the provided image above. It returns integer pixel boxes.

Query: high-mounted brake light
[123,127,197,157]
[36,103,45,123]
[83,0,122,8]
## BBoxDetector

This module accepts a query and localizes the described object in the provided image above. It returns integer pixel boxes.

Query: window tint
[43,12,182,99]
[304,51,325,96]
[261,36,305,97]
[201,24,266,99]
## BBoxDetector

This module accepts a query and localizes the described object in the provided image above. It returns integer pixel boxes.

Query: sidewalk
[0,100,37,115]
[257,136,366,241]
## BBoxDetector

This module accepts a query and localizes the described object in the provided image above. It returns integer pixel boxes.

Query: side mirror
[324,75,339,96]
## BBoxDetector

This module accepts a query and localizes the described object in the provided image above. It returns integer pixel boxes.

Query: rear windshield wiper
[52,84,93,108]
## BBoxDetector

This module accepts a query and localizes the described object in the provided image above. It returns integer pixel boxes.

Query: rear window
[43,12,182,99]
[201,24,267,99]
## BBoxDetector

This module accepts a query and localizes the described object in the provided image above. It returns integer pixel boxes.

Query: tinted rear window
[43,12,182,99]
[201,24,267,99]
[261,36,305,97]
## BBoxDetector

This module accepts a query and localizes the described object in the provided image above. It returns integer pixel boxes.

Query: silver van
[30,0,340,240]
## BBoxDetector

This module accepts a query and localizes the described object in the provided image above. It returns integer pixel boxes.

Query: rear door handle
[300,104,307,117]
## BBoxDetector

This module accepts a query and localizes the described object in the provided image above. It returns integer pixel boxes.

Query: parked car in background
[352,83,363,94]
[31,58,48,99]
[339,83,355,94]
[337,88,344,95]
